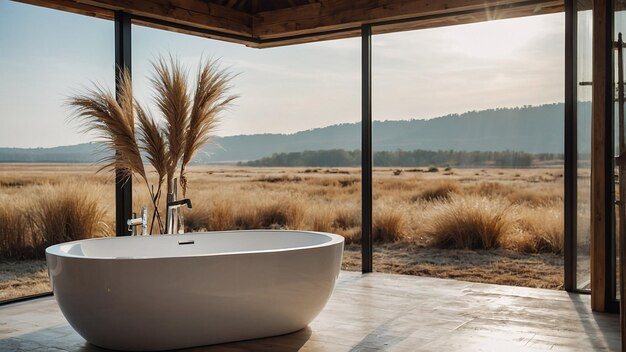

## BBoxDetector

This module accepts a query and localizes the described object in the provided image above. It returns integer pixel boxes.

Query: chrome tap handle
[141,206,148,236]
[127,212,137,236]
[127,207,149,236]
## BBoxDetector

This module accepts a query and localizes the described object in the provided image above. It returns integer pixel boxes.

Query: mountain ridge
[0,103,575,163]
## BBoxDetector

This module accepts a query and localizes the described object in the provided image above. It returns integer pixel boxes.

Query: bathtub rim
[45,229,344,261]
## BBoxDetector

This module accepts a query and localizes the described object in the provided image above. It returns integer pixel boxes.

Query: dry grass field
[0,163,566,301]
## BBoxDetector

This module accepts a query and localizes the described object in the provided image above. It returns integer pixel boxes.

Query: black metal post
[361,24,373,273]
[115,11,133,236]
[564,0,578,292]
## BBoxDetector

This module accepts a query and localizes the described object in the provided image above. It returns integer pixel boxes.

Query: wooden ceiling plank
[233,0,247,11]
[256,28,361,48]
[254,0,563,39]
[75,0,252,35]
[132,17,258,47]
[256,0,562,47]
[14,0,114,20]
[373,3,563,35]
[14,0,564,48]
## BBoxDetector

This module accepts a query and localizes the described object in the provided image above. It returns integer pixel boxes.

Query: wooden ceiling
[210,0,317,14]
[17,0,564,48]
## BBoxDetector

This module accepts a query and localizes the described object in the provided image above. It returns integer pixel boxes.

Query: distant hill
[0,143,106,163]
[0,103,575,163]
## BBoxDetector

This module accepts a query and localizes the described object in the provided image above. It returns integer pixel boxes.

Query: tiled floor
[0,272,620,351]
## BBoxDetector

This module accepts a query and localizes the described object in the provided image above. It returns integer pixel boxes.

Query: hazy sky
[0,1,564,148]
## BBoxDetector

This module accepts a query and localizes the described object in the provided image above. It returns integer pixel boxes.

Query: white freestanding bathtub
[45,230,344,351]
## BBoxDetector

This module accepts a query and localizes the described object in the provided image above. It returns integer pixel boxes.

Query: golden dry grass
[425,195,514,250]
[32,185,109,251]
[0,202,30,259]
[0,163,566,300]
[0,260,50,301]
[0,164,565,254]
[512,206,564,254]
[414,180,460,202]
[373,206,408,242]
[0,180,110,259]
[341,243,563,289]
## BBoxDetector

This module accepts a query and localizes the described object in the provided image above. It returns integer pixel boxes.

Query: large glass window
[576,0,593,291]
[0,2,577,300]
[131,25,361,266]
[372,14,565,288]
[0,2,114,301]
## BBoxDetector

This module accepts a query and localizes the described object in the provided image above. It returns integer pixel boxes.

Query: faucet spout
[167,198,192,209]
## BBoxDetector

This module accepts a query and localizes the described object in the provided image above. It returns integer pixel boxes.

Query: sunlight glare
[445,15,549,59]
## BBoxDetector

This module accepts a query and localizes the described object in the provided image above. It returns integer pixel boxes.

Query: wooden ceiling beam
[15,0,565,48]
[74,0,252,36]
[254,0,564,39]
[255,0,563,47]
[373,1,564,36]
[131,18,258,47]
[256,28,360,48]
[15,0,114,20]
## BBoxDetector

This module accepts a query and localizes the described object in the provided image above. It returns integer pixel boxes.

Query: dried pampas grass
[68,55,237,233]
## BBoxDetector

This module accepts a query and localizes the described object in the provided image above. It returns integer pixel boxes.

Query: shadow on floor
[0,325,313,352]
[568,292,620,351]
[348,312,410,351]
[196,326,312,351]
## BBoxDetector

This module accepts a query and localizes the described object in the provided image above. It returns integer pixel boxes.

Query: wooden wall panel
[591,0,613,313]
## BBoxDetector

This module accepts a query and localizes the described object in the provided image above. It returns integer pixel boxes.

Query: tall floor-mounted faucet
[164,178,193,234]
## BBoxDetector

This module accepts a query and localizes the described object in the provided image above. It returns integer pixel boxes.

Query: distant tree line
[238,149,563,168]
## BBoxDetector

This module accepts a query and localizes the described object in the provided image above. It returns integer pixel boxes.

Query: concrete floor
[0,271,620,351]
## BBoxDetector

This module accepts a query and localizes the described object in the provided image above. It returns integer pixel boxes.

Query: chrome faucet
[165,198,192,234]
[127,206,148,236]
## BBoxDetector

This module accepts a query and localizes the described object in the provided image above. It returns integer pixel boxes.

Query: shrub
[0,183,109,260]
[507,189,562,206]
[465,182,513,198]
[32,186,108,253]
[373,207,407,242]
[184,205,210,232]
[311,207,334,232]
[256,199,305,229]
[426,195,513,250]
[256,175,302,183]
[333,207,360,230]
[205,201,236,231]
[512,207,563,254]
[416,181,460,201]
[233,206,258,230]
[338,178,359,188]
[338,227,361,244]
[427,166,439,173]
[0,204,31,259]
